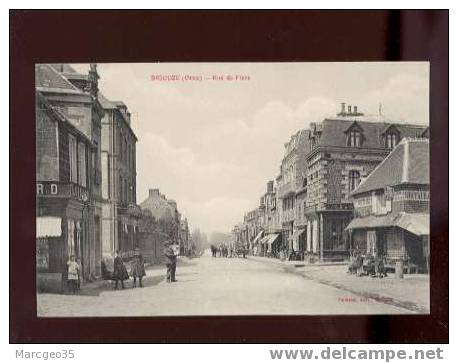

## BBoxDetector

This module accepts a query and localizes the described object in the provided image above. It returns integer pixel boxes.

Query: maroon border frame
[10,10,448,343]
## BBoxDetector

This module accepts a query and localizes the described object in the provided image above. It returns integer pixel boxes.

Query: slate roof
[315,118,427,149]
[351,138,429,195]
[35,64,82,93]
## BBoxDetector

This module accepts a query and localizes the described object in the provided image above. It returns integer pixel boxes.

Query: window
[386,133,397,149]
[349,170,361,192]
[119,176,122,202]
[77,142,87,187]
[68,135,77,183]
[348,130,362,147]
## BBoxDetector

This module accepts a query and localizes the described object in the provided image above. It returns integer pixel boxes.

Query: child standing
[67,255,80,294]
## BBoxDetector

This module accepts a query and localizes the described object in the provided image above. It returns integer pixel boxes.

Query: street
[37,255,414,316]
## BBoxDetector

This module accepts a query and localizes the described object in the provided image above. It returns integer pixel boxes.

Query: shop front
[36,183,90,293]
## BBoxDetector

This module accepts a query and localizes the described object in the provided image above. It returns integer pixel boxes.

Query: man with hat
[164,240,177,283]
[130,248,146,288]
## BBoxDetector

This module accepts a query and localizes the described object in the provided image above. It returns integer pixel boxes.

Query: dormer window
[386,133,397,149]
[345,122,364,148]
[348,130,362,147]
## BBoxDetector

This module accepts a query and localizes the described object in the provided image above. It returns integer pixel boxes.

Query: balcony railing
[304,202,354,214]
[36,181,89,202]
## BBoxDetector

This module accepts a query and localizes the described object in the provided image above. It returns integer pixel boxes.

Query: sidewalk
[300,265,429,313]
[247,255,346,268]
[77,256,199,292]
[248,255,429,313]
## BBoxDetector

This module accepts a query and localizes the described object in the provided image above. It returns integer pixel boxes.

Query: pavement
[248,255,430,313]
[37,255,423,317]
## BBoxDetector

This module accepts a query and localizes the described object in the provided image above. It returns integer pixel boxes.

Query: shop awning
[36,217,62,238]
[396,213,429,236]
[346,213,430,237]
[259,235,270,245]
[288,228,305,241]
[251,231,264,245]
[345,215,395,230]
[265,233,280,246]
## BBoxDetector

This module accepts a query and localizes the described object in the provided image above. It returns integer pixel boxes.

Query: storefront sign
[36,182,88,201]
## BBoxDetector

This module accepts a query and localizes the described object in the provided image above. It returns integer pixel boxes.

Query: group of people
[348,251,387,278]
[210,243,246,258]
[100,248,147,289]
[68,240,180,293]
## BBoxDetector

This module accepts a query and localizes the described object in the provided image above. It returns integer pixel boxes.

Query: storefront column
[306,219,312,252]
[319,213,324,261]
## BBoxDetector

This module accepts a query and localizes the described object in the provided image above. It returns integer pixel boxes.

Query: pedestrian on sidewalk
[113,250,129,289]
[67,255,80,294]
[131,248,146,288]
[164,241,177,283]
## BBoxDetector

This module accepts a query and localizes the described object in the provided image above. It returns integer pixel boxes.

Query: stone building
[137,209,169,264]
[346,138,430,273]
[303,104,428,260]
[35,64,104,291]
[139,188,187,254]
[256,180,281,256]
[276,130,310,253]
[98,93,140,262]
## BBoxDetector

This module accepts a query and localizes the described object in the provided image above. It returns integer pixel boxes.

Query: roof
[352,138,429,195]
[35,64,82,93]
[314,118,427,149]
[36,91,94,146]
[345,213,429,236]
[98,92,118,109]
[140,194,177,222]
[49,64,79,74]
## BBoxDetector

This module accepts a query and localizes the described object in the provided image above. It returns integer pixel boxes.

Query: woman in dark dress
[113,250,129,289]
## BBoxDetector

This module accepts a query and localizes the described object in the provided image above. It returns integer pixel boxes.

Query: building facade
[98,93,140,263]
[36,64,104,291]
[347,138,430,273]
[304,104,427,260]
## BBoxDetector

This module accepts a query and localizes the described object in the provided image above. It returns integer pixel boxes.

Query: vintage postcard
[35,62,430,316]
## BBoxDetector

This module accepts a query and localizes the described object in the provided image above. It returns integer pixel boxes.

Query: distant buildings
[140,188,191,257]
[234,103,430,268]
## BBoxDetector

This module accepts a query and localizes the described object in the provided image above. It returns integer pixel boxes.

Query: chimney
[126,112,131,125]
[149,188,160,198]
[348,105,352,113]
[353,105,358,114]
[340,102,346,115]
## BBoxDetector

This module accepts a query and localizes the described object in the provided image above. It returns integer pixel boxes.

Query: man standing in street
[164,240,177,283]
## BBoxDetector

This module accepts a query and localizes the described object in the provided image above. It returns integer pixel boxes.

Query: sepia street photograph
[35,62,430,317]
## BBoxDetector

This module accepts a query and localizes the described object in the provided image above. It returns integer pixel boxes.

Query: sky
[73,62,429,236]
